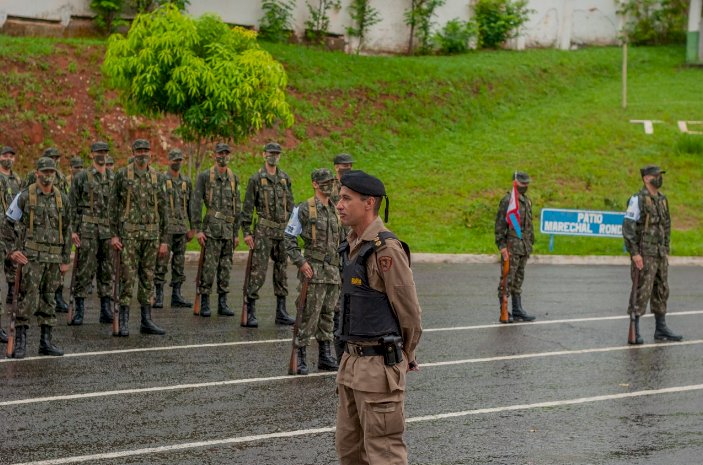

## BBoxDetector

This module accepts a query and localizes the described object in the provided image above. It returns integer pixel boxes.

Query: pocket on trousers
[365,400,405,438]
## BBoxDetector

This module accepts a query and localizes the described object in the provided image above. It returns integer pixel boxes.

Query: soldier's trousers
[336,385,407,465]
[155,233,187,287]
[295,280,338,347]
[5,256,17,284]
[198,236,233,295]
[14,261,61,327]
[246,234,287,300]
[119,237,158,306]
[496,252,528,299]
[74,236,112,298]
[628,255,669,317]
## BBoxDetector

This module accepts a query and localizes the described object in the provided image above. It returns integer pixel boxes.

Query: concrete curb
[182,251,703,266]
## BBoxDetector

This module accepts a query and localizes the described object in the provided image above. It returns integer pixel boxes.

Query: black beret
[340,170,386,196]
[640,165,665,177]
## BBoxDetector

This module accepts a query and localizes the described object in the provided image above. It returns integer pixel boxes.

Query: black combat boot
[116,305,129,337]
[275,296,295,325]
[628,315,644,345]
[55,286,68,313]
[297,346,309,375]
[140,304,166,335]
[217,293,234,316]
[200,294,211,317]
[153,283,164,309]
[317,341,339,371]
[171,284,192,308]
[654,315,683,342]
[511,294,536,322]
[241,298,258,328]
[69,297,85,326]
[38,325,64,356]
[6,282,14,304]
[11,325,27,358]
[0,327,7,344]
[99,296,113,324]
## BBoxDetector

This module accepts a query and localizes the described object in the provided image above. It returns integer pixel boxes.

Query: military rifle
[5,265,22,357]
[499,249,511,323]
[66,246,80,324]
[193,243,205,316]
[112,249,121,336]
[627,268,640,344]
[240,246,254,326]
[288,277,309,375]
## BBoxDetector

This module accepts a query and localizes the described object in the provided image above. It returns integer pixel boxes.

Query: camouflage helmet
[36,157,57,172]
[311,168,334,183]
[70,156,84,168]
[168,148,185,161]
[42,147,61,159]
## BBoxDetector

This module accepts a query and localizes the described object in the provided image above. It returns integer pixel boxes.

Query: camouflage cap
[132,139,151,150]
[640,165,665,177]
[105,155,115,165]
[311,168,334,183]
[263,142,282,153]
[90,141,109,152]
[42,147,61,158]
[333,153,354,164]
[513,171,530,184]
[168,148,185,161]
[36,157,57,171]
[215,143,230,153]
[70,156,84,168]
[1,146,16,155]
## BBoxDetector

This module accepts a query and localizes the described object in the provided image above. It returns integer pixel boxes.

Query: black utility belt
[346,336,404,366]
[345,344,385,356]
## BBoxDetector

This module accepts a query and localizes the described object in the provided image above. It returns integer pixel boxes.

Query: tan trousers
[336,384,407,465]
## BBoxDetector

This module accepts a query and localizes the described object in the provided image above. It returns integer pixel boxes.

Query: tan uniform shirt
[336,216,422,393]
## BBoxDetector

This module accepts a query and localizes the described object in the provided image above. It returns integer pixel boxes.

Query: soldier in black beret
[623,165,681,344]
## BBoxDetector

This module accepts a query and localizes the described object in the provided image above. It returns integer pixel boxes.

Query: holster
[379,335,404,366]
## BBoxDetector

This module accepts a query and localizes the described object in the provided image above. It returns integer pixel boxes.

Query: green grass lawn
[1,35,701,255]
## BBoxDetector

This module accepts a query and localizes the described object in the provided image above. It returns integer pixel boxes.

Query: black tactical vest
[338,231,410,343]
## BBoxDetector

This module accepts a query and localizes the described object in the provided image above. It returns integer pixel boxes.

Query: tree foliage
[90,0,127,34]
[404,0,446,55]
[433,18,478,54]
[305,0,342,43]
[130,0,190,14]
[102,5,294,168]
[346,0,382,54]
[472,0,532,49]
[617,0,688,45]
[259,0,296,43]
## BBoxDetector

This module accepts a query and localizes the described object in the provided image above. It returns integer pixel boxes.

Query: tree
[404,0,445,54]
[102,5,294,171]
[347,0,382,54]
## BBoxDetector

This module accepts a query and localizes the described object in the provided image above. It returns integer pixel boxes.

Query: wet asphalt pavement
[1,262,703,465]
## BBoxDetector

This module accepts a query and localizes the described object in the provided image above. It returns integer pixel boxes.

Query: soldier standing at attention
[191,143,241,317]
[154,148,195,309]
[105,156,115,173]
[66,156,84,189]
[494,171,536,322]
[4,157,71,358]
[331,153,354,206]
[334,170,422,465]
[0,146,22,310]
[241,142,295,327]
[284,168,341,375]
[68,142,114,326]
[623,165,682,344]
[109,139,167,336]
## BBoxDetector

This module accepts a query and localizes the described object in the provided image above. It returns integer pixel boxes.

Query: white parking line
[2,310,701,363]
[3,339,701,407]
[12,382,703,465]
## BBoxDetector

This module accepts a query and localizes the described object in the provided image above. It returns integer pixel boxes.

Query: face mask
[517,185,528,194]
[170,162,182,172]
[0,159,13,169]
[94,154,106,166]
[39,174,54,186]
[135,155,149,166]
[216,156,229,167]
[266,155,280,166]
[650,176,663,189]
[319,183,334,196]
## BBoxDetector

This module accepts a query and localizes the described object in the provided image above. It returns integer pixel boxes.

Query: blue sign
[540,208,626,238]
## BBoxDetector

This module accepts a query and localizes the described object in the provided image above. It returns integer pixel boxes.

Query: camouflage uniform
[155,149,194,308]
[4,157,71,358]
[284,169,342,373]
[241,142,295,325]
[69,142,114,325]
[623,165,681,343]
[494,172,536,322]
[0,160,22,304]
[109,139,167,336]
[66,157,84,192]
[191,144,241,316]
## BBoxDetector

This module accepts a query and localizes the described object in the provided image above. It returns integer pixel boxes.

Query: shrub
[259,0,296,43]
[617,0,687,45]
[472,0,532,49]
[347,0,382,54]
[434,18,478,54]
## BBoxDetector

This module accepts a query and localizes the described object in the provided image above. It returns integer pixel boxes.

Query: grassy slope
[1,35,701,255]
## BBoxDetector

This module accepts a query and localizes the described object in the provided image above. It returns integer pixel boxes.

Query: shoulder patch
[624,195,640,221]
[6,192,22,221]
[379,256,393,272]
[284,205,302,236]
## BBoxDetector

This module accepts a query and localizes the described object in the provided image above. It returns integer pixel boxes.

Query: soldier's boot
[5,282,14,305]
[200,294,211,317]
[153,283,164,309]
[38,325,64,356]
[0,327,7,344]
[140,305,166,335]
[511,294,536,322]
[275,296,295,325]
[116,305,129,337]
[628,315,644,345]
[297,346,309,375]
[11,325,28,358]
[217,293,234,316]
[317,341,339,371]
[55,286,68,313]
[242,298,258,328]
[498,297,513,324]
[654,315,683,342]
[171,284,192,308]
[99,296,113,324]
[69,297,85,326]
